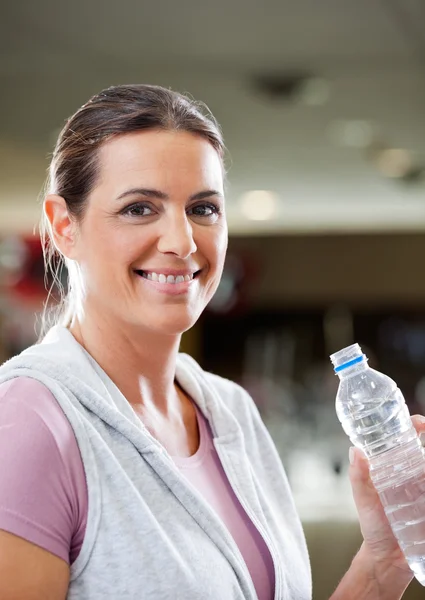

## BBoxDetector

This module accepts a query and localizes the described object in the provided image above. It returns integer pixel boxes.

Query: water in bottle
[330,343,425,585]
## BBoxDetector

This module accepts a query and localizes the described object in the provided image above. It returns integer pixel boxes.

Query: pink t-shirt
[175,403,275,600]
[0,377,275,599]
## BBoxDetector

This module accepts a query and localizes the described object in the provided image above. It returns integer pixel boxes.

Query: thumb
[411,414,425,439]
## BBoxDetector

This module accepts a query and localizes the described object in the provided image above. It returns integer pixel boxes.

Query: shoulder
[0,377,84,482]
[0,376,76,449]
[0,375,54,399]
[0,376,86,565]
[0,376,60,423]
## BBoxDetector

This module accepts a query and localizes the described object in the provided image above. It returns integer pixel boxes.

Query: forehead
[96,130,224,193]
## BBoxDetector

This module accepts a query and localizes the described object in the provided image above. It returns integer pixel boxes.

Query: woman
[0,84,421,599]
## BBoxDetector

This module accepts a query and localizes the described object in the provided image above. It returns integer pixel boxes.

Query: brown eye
[188,203,220,218]
[122,203,155,217]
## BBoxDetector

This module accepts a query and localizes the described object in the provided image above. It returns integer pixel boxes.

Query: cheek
[84,221,151,268]
[203,227,228,279]
[116,234,146,265]
[215,227,228,271]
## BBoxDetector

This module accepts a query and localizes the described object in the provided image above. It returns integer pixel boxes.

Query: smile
[133,270,202,291]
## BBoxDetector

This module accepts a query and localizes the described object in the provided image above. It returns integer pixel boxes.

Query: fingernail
[349,447,356,465]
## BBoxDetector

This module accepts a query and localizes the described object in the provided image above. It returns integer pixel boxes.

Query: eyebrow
[116,188,224,202]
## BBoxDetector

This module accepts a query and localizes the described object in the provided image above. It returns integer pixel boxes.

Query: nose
[156,212,197,259]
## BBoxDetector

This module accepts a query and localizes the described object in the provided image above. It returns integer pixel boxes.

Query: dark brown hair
[41,83,226,330]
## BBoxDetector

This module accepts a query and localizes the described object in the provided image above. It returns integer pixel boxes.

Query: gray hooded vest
[0,326,311,599]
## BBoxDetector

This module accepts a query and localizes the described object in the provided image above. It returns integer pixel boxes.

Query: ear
[44,194,78,259]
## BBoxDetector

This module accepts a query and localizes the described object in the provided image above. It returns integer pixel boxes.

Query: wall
[229,233,425,308]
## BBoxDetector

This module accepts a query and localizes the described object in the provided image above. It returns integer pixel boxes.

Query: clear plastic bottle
[330,343,425,585]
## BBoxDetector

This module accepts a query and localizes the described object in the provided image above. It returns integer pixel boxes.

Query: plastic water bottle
[330,343,425,585]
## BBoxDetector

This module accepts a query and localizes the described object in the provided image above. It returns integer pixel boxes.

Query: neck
[69,309,182,416]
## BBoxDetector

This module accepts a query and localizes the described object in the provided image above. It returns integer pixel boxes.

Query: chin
[147,321,196,338]
[131,309,200,337]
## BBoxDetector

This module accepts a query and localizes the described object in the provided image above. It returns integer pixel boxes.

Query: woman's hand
[348,415,425,594]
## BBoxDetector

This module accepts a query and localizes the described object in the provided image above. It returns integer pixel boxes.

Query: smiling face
[70,129,228,336]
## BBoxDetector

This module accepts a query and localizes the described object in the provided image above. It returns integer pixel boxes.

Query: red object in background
[2,236,47,307]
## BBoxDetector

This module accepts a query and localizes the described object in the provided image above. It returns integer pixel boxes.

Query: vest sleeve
[0,377,88,564]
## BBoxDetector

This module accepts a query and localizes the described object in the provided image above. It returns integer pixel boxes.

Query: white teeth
[140,271,195,284]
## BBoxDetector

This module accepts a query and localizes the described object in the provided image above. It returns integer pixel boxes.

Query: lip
[135,268,200,277]
[134,270,200,295]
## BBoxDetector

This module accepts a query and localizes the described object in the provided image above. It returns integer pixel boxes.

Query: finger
[348,448,380,515]
[348,447,396,553]
[411,414,425,436]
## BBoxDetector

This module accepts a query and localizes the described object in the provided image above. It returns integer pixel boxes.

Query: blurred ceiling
[0,0,425,234]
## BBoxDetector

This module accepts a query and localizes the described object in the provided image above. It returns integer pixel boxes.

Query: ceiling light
[239,190,278,221]
[328,119,376,148]
[375,148,413,179]
[297,78,330,106]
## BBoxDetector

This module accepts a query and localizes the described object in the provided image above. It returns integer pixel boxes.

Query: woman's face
[72,130,228,335]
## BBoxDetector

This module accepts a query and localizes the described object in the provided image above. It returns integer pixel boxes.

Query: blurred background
[1,0,425,597]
